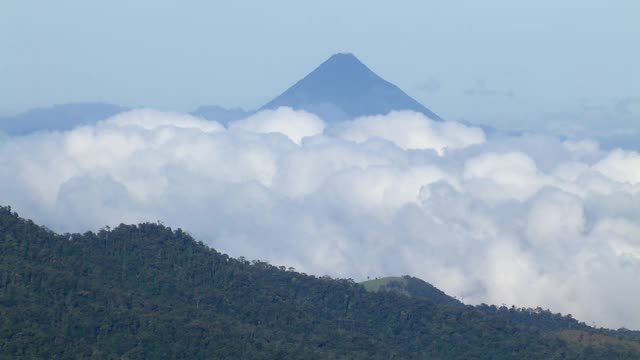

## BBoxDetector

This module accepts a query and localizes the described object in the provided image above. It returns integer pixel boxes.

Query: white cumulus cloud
[229,107,325,145]
[0,108,639,329]
[336,111,485,155]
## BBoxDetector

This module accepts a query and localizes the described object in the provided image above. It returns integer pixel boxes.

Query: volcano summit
[260,53,442,122]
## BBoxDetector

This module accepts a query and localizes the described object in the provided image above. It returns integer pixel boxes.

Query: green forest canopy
[1,205,639,359]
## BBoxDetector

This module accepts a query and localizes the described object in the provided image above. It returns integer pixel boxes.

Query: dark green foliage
[475,304,640,343]
[1,205,639,359]
[476,304,590,332]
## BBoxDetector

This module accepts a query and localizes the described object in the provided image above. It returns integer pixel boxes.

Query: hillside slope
[1,206,639,359]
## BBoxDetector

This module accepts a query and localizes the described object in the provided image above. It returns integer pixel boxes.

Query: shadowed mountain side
[0,103,129,135]
[260,53,442,122]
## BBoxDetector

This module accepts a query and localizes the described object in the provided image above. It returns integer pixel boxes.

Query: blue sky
[1,0,639,130]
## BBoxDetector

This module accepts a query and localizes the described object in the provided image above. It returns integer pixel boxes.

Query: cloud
[104,108,225,133]
[229,107,324,144]
[593,149,640,185]
[525,189,585,250]
[335,111,485,155]
[463,152,548,202]
[1,106,639,329]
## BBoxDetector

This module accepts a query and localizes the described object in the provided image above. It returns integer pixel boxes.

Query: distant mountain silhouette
[260,53,442,122]
[3,54,444,134]
[0,103,128,135]
[191,105,249,125]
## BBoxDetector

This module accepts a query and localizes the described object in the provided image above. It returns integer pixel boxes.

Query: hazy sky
[2,0,639,129]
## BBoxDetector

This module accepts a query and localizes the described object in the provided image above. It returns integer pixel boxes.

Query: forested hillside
[1,206,639,359]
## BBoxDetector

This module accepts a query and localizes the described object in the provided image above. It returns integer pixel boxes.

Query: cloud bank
[1,107,639,329]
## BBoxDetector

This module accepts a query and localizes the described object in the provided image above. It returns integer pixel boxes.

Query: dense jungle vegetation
[1,206,639,359]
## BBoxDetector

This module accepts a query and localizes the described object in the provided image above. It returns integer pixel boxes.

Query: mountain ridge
[1,205,639,359]
[0,103,128,135]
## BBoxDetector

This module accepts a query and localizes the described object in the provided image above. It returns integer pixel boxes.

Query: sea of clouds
[1,107,639,329]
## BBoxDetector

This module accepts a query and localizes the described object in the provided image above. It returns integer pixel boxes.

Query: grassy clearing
[360,276,407,292]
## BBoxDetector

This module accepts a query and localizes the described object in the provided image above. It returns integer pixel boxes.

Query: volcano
[260,53,441,122]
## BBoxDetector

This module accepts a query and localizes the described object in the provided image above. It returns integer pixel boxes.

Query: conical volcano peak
[322,52,365,67]
[329,52,357,59]
[260,53,442,122]
[312,53,374,80]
